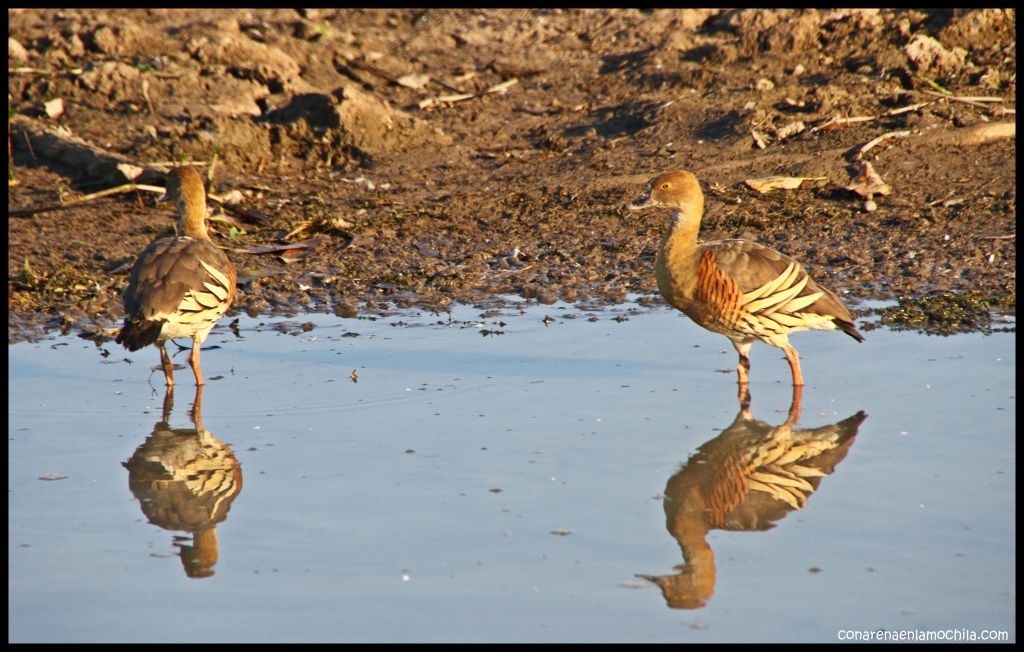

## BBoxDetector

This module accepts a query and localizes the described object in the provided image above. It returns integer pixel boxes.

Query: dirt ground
[8,9,1016,342]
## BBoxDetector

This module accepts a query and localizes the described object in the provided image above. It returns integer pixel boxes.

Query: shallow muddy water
[8,300,1015,643]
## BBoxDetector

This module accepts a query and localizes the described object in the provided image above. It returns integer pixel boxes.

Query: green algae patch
[877,292,1015,336]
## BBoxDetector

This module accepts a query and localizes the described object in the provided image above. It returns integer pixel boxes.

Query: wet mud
[8,9,1016,342]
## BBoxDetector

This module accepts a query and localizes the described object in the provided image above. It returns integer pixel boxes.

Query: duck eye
[660,183,670,189]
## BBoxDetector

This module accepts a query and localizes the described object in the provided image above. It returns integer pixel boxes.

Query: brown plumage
[638,391,866,609]
[123,386,244,578]
[627,169,863,387]
[116,166,237,386]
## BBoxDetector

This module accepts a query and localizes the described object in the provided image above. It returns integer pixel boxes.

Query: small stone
[44,98,64,119]
[9,37,29,63]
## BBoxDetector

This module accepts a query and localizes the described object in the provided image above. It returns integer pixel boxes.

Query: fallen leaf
[776,120,806,139]
[209,212,246,229]
[279,253,307,264]
[745,175,826,193]
[215,189,245,204]
[396,73,431,89]
[220,203,269,224]
[116,162,144,181]
[243,236,324,262]
[845,161,892,199]
[285,215,355,240]
[751,129,770,149]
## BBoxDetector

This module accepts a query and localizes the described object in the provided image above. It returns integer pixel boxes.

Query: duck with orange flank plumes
[626,169,863,388]
[116,166,236,386]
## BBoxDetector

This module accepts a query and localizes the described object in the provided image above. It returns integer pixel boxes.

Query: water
[8,300,1015,643]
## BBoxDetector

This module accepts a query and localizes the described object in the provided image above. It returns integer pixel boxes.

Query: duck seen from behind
[626,169,863,388]
[116,166,237,386]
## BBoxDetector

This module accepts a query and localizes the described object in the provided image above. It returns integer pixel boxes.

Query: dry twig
[418,78,518,109]
[809,115,875,133]
[856,130,911,158]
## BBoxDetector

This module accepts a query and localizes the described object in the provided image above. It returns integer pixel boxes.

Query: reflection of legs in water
[738,381,751,409]
[161,385,175,424]
[190,385,205,432]
[177,528,219,579]
[737,383,800,425]
[642,388,865,609]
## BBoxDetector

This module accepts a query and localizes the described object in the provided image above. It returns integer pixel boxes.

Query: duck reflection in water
[638,387,866,609]
[123,386,243,578]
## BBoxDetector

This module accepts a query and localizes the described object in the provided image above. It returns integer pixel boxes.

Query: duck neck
[655,205,704,264]
[661,208,701,251]
[656,208,702,298]
[179,197,210,240]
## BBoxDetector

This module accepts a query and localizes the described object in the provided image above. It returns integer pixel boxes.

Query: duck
[638,390,866,609]
[123,386,244,578]
[116,166,237,386]
[626,169,863,387]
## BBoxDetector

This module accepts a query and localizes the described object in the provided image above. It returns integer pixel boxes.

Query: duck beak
[625,191,655,211]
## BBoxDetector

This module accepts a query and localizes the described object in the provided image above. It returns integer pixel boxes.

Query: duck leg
[189,341,205,386]
[785,384,804,427]
[158,342,175,387]
[781,343,804,387]
[731,339,753,386]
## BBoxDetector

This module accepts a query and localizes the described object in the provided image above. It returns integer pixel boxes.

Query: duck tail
[836,319,865,343]
[115,319,163,351]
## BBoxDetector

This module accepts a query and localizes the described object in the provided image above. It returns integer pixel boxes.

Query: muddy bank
[8,9,1016,342]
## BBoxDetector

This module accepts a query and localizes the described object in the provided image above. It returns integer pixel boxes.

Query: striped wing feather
[691,409,866,524]
[119,237,236,349]
[700,240,861,340]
